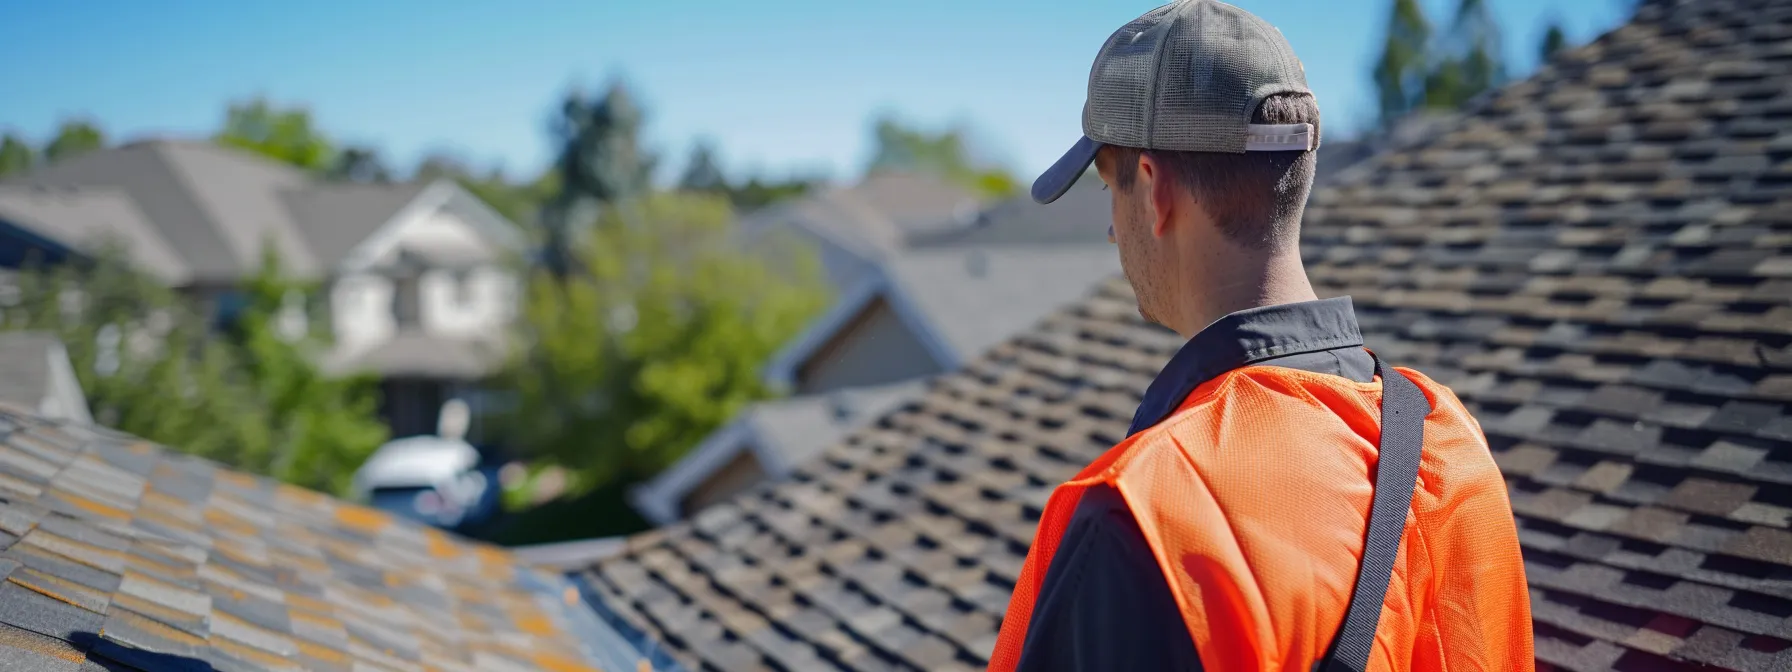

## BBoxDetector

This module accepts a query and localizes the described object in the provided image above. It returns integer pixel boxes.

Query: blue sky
[3,0,1632,184]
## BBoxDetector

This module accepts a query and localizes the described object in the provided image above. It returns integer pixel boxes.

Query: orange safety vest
[990,361,1533,671]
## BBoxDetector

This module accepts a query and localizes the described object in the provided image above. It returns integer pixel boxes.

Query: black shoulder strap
[1315,354,1431,672]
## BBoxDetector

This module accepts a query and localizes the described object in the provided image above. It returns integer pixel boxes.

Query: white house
[0,140,523,439]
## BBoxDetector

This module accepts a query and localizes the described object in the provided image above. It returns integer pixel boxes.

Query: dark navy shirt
[1014,297,1373,672]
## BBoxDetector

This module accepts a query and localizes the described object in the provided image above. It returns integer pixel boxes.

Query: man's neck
[1170,250,1318,339]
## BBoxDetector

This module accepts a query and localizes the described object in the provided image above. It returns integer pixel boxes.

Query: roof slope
[7,141,319,282]
[882,245,1122,366]
[906,180,1111,249]
[0,186,190,284]
[583,1,1792,670]
[0,406,650,671]
[281,182,432,267]
[745,382,930,473]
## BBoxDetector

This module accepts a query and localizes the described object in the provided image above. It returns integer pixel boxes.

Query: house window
[392,275,421,327]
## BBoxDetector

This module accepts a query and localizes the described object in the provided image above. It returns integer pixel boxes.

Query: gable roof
[2,142,511,285]
[583,1,1792,669]
[738,173,984,289]
[764,245,1121,390]
[7,141,320,282]
[630,381,929,526]
[0,186,190,284]
[280,181,433,267]
[0,406,657,672]
[907,179,1111,249]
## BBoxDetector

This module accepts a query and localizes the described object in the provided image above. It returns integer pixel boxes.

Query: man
[989,1,1534,671]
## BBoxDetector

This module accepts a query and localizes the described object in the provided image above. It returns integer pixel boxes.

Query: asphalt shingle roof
[6,141,320,282]
[280,182,432,268]
[0,405,649,671]
[582,1,1792,669]
[0,187,190,285]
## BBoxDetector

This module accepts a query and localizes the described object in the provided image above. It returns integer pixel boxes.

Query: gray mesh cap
[1032,0,1317,204]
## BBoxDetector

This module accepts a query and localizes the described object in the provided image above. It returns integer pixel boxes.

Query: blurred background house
[0,140,522,441]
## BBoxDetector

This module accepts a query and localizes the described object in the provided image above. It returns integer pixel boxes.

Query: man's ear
[1138,153,1176,238]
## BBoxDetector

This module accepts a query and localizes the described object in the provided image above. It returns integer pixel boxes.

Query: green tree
[540,81,656,278]
[0,134,32,177]
[1540,20,1569,62]
[726,174,821,212]
[0,244,387,496]
[1,245,265,463]
[215,98,336,172]
[677,140,728,195]
[43,120,106,163]
[327,145,392,184]
[1372,0,1433,125]
[1425,0,1506,110]
[497,193,829,491]
[231,248,389,494]
[866,115,1017,199]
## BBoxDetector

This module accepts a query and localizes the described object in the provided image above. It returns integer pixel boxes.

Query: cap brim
[1031,136,1101,204]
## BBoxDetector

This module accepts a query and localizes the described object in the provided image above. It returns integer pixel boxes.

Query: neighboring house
[582,1,1792,670]
[738,171,982,293]
[0,405,673,671]
[0,140,523,439]
[906,177,1111,249]
[630,379,925,525]
[764,244,1121,394]
[0,331,92,424]
[631,189,1122,526]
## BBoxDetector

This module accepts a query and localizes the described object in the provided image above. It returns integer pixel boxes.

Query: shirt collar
[1127,296,1365,436]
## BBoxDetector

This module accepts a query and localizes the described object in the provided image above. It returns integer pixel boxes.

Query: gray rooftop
[0,186,189,284]
[908,178,1111,249]
[281,182,432,267]
[1,141,483,285]
[744,380,928,470]
[884,244,1122,364]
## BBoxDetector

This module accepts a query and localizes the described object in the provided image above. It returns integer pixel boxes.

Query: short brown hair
[1108,93,1321,251]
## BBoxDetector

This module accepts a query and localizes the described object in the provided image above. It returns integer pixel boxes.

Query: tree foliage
[1425,0,1506,109]
[230,248,391,494]
[1540,20,1570,63]
[1373,0,1435,125]
[496,193,829,491]
[0,134,32,178]
[0,245,387,496]
[44,120,106,163]
[677,141,728,195]
[866,115,1018,199]
[1372,0,1508,126]
[538,81,657,277]
[676,140,822,213]
[327,145,393,184]
[215,98,336,172]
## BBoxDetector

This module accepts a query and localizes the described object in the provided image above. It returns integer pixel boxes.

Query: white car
[349,399,494,529]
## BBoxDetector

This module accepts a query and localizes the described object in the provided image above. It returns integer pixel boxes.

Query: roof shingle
[588,0,1792,668]
[0,405,652,671]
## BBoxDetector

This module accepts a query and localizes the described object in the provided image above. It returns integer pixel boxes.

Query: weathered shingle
[0,406,653,671]
[590,0,1792,669]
